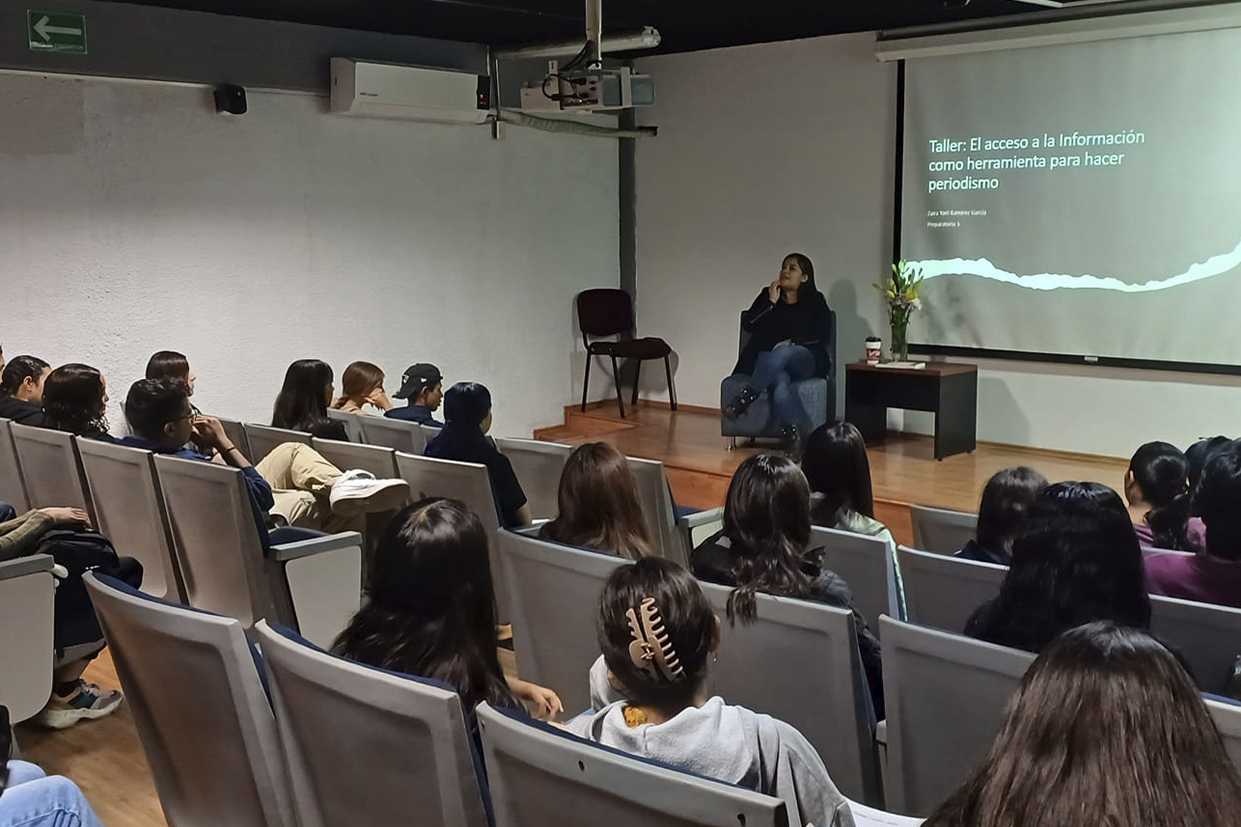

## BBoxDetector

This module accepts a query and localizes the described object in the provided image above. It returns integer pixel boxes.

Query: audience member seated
[1124,441,1192,550]
[923,622,1241,827]
[333,498,561,723]
[0,759,106,827]
[0,356,51,426]
[539,442,653,559]
[41,364,110,441]
[121,378,407,537]
[425,382,531,528]
[692,453,883,716]
[271,359,349,440]
[965,482,1150,652]
[956,467,1047,565]
[384,363,444,426]
[1187,435,1234,488]
[801,421,896,552]
[144,350,197,413]
[1146,441,1241,609]
[567,557,849,827]
[330,361,393,416]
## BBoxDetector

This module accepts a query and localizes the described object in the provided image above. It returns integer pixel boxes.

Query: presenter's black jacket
[733,290,833,378]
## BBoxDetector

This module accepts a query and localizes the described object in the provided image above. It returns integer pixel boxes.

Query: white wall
[0,72,619,437]
[634,33,1241,457]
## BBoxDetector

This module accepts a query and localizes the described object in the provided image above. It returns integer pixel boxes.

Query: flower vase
[890,312,911,363]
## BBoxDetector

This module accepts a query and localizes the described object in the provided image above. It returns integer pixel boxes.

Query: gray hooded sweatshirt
[565,659,854,827]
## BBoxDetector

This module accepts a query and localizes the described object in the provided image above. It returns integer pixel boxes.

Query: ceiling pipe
[584,0,604,67]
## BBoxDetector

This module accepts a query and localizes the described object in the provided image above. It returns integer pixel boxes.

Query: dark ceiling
[103,0,1052,53]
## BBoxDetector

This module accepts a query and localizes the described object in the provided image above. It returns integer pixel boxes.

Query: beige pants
[256,442,363,534]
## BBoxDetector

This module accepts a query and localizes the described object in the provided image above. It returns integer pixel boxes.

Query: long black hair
[717,453,815,622]
[1128,441,1191,550]
[272,359,334,433]
[332,498,517,712]
[975,467,1048,561]
[42,363,108,437]
[1193,441,1241,562]
[0,355,49,398]
[966,482,1150,653]
[801,421,875,525]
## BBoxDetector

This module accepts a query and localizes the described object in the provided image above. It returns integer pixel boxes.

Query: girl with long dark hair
[957,467,1048,565]
[723,253,833,452]
[41,364,110,440]
[1124,441,1191,550]
[925,622,1241,827]
[801,421,897,558]
[0,355,51,425]
[272,359,348,440]
[692,452,884,715]
[539,442,652,559]
[965,482,1150,652]
[334,498,560,719]
[567,557,849,827]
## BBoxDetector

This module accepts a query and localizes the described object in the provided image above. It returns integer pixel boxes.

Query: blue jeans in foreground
[747,345,815,430]
[1,761,105,827]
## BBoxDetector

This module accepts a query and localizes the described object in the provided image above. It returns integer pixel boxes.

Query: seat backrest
[310,437,399,480]
[77,439,184,602]
[1150,594,1241,695]
[10,424,92,517]
[493,438,572,521]
[476,702,788,827]
[0,418,31,513]
[1207,697,1241,775]
[576,288,634,338]
[325,409,365,442]
[898,546,1006,635]
[358,415,427,454]
[153,454,278,628]
[625,455,685,566]
[810,526,896,636]
[244,423,312,463]
[395,452,509,619]
[84,572,295,827]
[0,555,55,723]
[880,615,1034,816]
[213,415,253,461]
[700,583,879,804]
[254,621,489,827]
[499,531,623,714]
[909,505,978,555]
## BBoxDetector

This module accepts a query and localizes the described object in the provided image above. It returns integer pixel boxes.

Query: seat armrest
[0,554,55,581]
[677,507,725,554]
[270,531,363,563]
[875,718,887,746]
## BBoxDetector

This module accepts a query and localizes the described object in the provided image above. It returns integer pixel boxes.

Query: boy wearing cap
[384,363,445,427]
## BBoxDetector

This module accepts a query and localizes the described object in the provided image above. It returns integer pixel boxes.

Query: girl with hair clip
[692,453,884,716]
[925,622,1241,827]
[1124,441,1192,550]
[539,442,653,560]
[567,557,853,827]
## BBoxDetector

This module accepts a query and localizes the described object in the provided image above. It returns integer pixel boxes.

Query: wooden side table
[844,362,978,460]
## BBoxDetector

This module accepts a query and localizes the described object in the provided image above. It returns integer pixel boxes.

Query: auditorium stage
[535,401,1130,548]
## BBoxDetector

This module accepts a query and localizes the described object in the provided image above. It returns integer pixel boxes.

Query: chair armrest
[270,531,363,563]
[678,507,724,532]
[0,554,55,581]
[875,719,887,746]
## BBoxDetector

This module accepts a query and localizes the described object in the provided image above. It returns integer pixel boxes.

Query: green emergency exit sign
[27,10,87,54]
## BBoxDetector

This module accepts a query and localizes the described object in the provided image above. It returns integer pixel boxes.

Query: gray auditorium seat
[255,621,490,827]
[909,505,978,555]
[0,555,55,724]
[325,408,365,442]
[626,455,689,567]
[310,436,400,480]
[1150,594,1241,695]
[494,437,572,521]
[897,546,1006,634]
[243,423,312,463]
[811,525,898,635]
[880,615,1033,816]
[476,702,789,827]
[358,415,426,454]
[84,572,296,827]
[10,423,93,518]
[1208,697,1241,776]
[0,418,31,513]
[213,415,253,460]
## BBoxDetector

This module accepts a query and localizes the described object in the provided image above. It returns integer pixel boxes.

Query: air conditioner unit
[330,58,491,125]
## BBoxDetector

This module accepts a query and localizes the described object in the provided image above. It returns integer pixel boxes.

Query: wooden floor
[22,401,1128,827]
[537,401,1130,548]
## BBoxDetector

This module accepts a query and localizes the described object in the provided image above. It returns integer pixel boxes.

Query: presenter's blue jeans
[0,762,105,827]
[747,345,815,431]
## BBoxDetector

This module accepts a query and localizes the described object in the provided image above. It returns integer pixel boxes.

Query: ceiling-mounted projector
[521,65,654,113]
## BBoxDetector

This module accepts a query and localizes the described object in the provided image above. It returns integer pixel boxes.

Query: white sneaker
[329,469,410,516]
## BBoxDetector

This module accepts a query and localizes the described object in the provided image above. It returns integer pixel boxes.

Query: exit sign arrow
[27,10,88,53]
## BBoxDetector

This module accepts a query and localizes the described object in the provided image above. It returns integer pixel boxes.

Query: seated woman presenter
[722,253,832,453]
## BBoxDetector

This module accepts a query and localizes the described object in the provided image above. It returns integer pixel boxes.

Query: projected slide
[901,27,1241,368]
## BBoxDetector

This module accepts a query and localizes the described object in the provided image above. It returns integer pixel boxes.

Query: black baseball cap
[394,363,443,400]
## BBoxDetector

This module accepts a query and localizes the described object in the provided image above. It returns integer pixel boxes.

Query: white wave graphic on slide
[912,236,1241,293]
